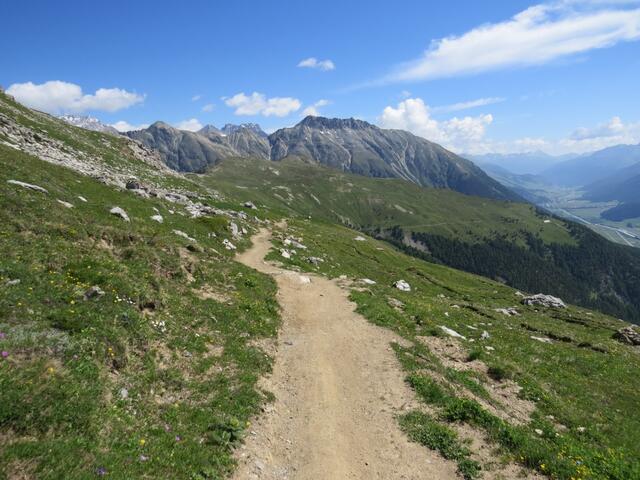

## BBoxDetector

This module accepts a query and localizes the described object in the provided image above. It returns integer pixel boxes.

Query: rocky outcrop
[521,294,567,308]
[613,326,640,346]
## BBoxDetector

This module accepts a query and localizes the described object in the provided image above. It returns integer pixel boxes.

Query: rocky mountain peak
[297,116,373,131]
[222,123,267,138]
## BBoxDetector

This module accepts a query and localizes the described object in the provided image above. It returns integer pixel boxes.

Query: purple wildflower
[175,435,182,442]
[1,351,8,359]
[0,332,6,339]
[96,466,107,476]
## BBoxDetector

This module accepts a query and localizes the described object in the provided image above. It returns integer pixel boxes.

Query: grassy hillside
[203,157,640,323]
[0,145,280,479]
[268,218,640,479]
[204,157,572,245]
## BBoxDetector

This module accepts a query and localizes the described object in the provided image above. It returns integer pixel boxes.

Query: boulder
[243,201,257,210]
[307,256,324,265]
[109,207,130,222]
[494,307,520,316]
[387,297,405,310]
[150,214,163,223]
[84,286,105,300]
[394,279,411,292]
[521,294,566,308]
[439,326,466,339]
[222,239,236,250]
[173,230,197,242]
[613,326,640,346]
[57,199,73,208]
[125,179,142,190]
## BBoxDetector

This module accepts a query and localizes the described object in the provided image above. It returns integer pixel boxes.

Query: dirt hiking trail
[233,228,459,480]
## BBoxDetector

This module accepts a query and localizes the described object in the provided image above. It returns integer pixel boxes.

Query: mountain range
[540,144,640,187]
[128,116,518,202]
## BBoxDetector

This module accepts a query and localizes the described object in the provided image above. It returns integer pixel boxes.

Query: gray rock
[613,326,640,346]
[109,207,130,222]
[307,256,324,265]
[125,179,142,190]
[230,222,240,237]
[494,307,520,316]
[387,297,405,310]
[7,179,48,194]
[173,230,197,242]
[57,199,73,208]
[521,294,566,308]
[393,279,411,292]
[150,214,163,223]
[84,286,105,300]
[243,201,257,210]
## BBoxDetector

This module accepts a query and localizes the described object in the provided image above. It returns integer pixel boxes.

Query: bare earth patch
[417,335,536,425]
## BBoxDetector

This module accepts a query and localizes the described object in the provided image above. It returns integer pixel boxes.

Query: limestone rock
[393,279,411,292]
[7,179,48,194]
[521,294,566,308]
[109,207,130,222]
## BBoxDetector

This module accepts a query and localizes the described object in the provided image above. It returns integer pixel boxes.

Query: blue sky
[2,0,639,154]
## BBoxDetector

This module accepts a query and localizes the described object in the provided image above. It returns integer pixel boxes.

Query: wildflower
[70,300,75,305]
[139,454,148,462]
[139,438,146,446]
[1,351,8,358]
[175,435,181,442]
[96,466,107,476]
[47,367,55,374]
[0,332,5,339]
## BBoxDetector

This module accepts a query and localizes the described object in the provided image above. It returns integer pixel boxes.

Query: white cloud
[433,97,506,113]
[379,97,493,152]
[376,1,640,84]
[302,99,330,117]
[110,120,149,132]
[381,97,640,155]
[175,118,203,131]
[202,103,215,112]
[463,117,640,155]
[191,94,202,101]
[570,116,626,139]
[7,81,144,114]
[225,92,301,117]
[297,57,336,71]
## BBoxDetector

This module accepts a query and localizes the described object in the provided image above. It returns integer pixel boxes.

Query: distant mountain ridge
[541,144,640,186]
[128,116,518,201]
[58,114,119,135]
